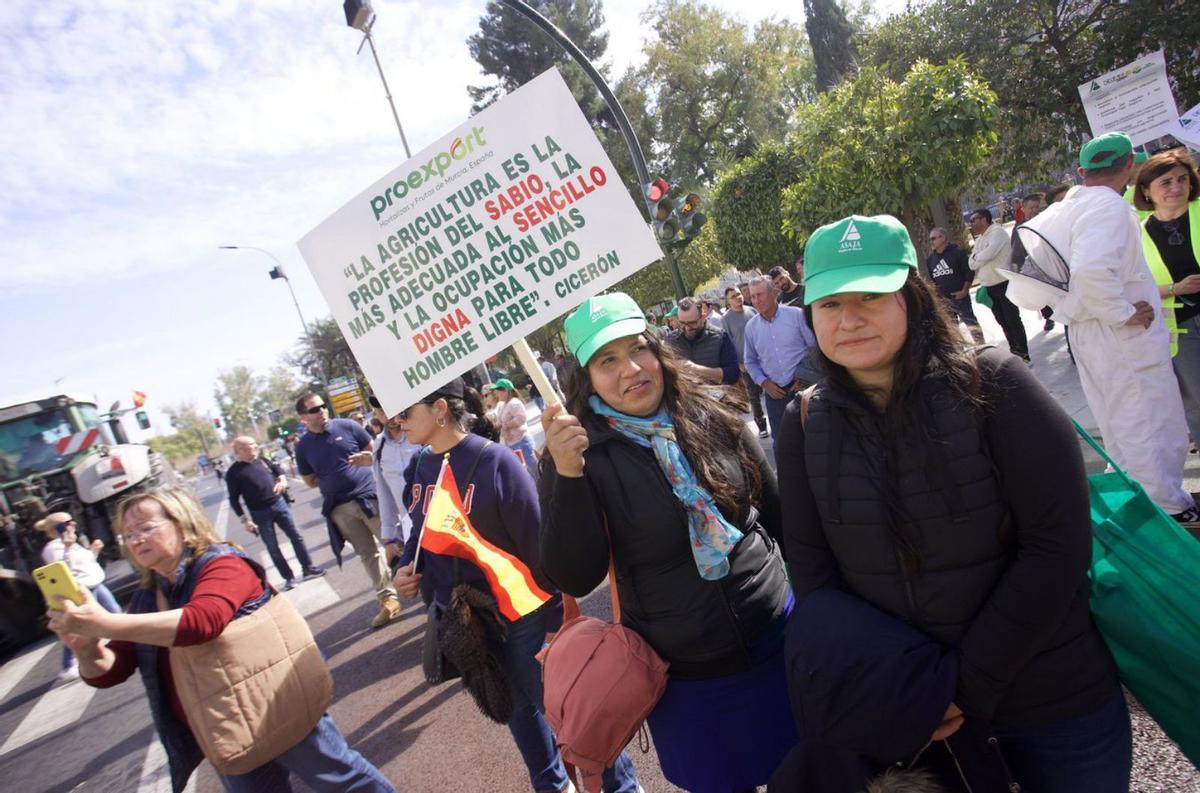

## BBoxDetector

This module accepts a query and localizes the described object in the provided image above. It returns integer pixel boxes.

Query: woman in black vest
[541,292,795,793]
[776,215,1129,793]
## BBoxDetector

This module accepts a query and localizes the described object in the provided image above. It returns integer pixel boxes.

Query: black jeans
[985,282,1029,358]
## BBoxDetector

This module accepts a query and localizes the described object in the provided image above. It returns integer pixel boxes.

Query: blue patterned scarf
[589,396,743,580]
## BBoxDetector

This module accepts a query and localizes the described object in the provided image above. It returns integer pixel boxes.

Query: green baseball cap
[802,214,917,305]
[565,292,646,366]
[1079,132,1133,170]
[1134,151,1149,165]
[493,378,516,391]
[665,305,678,318]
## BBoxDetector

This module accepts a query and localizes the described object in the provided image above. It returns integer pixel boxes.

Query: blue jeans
[218,713,395,792]
[248,496,314,582]
[64,583,119,669]
[508,436,539,480]
[504,606,640,793]
[990,688,1131,793]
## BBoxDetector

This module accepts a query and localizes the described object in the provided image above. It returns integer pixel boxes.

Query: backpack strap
[799,384,817,430]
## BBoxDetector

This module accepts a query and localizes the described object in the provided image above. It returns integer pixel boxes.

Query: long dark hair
[564,332,762,517]
[445,386,499,442]
[804,270,985,571]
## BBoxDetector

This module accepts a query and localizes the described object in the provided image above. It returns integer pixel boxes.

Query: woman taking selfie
[391,378,639,793]
[46,487,393,792]
[777,215,1128,792]
[540,292,795,793]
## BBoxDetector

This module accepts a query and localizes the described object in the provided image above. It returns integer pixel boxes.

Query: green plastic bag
[974,285,993,308]
[1074,420,1200,765]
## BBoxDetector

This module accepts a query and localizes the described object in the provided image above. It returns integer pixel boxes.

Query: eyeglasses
[301,404,326,415]
[397,399,441,421]
[121,521,167,544]
[54,520,76,535]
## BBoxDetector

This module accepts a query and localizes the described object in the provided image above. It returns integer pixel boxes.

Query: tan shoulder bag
[167,590,333,775]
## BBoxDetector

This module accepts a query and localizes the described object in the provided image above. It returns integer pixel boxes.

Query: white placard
[1174,101,1200,149]
[298,69,662,416]
[1078,50,1180,147]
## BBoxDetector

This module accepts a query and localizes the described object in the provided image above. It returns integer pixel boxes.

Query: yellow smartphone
[33,561,85,610]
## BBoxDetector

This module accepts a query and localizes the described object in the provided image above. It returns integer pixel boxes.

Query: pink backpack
[541,555,669,792]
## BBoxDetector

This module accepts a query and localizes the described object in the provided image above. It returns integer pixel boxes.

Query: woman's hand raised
[540,404,588,478]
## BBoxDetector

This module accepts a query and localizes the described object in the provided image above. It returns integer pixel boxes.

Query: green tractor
[0,394,174,655]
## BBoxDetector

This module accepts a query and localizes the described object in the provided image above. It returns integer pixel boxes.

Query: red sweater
[83,556,265,729]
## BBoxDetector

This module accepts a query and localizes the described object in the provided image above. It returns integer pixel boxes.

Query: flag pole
[412,453,451,570]
[512,338,562,412]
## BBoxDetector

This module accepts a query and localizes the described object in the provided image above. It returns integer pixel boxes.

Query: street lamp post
[496,0,688,299]
[218,245,324,380]
[344,0,412,159]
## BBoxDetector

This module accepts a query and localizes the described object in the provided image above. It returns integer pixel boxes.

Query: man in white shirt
[969,208,1029,361]
[1053,132,1196,523]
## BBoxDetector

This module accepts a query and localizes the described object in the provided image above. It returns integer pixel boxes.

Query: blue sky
[0,0,905,439]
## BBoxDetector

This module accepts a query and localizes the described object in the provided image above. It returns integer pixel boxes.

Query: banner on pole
[1174,101,1200,149]
[298,68,662,417]
[1078,50,1179,147]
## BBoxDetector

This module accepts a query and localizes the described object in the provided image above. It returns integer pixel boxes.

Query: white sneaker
[57,663,80,682]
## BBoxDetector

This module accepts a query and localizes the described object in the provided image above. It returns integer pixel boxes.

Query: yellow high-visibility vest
[1140,201,1200,357]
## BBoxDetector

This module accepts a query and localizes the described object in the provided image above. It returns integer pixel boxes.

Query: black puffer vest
[803,377,1010,644]
[581,419,789,678]
[665,326,726,369]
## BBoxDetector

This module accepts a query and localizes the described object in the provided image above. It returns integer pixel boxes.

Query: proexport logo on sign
[370,127,488,219]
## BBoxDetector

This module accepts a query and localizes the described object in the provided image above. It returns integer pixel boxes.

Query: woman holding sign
[392,377,640,793]
[539,293,796,793]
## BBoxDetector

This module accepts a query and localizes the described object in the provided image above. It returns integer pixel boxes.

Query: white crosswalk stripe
[0,676,98,756]
[136,741,196,793]
[259,544,341,618]
[213,495,230,539]
[0,640,54,706]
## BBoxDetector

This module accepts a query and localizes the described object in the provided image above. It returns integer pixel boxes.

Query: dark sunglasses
[301,404,326,415]
[397,399,441,421]
[55,520,76,535]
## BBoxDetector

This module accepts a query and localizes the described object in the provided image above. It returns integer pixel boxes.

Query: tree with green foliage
[255,365,301,420]
[710,141,807,271]
[467,0,610,121]
[805,0,860,92]
[285,316,364,389]
[158,402,222,469]
[780,59,997,248]
[213,366,264,438]
[616,222,727,308]
[624,1,816,187]
[860,0,1199,184]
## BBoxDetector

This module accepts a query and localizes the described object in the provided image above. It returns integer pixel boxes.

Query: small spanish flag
[419,458,551,621]
[132,390,147,408]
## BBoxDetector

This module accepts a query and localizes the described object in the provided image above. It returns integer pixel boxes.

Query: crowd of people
[39,132,1199,792]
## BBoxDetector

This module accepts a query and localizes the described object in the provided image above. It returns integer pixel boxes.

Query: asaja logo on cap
[838,219,863,253]
[589,302,606,322]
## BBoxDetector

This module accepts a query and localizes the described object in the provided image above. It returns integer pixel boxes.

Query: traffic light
[213,417,223,429]
[135,410,151,430]
[643,178,680,241]
[676,193,707,239]
[643,178,704,246]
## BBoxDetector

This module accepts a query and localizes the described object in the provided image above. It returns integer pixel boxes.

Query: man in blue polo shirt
[295,391,402,629]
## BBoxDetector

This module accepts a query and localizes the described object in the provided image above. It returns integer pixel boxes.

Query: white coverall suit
[1056,185,1193,514]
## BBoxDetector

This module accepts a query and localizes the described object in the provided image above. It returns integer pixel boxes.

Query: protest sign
[298,68,663,417]
[1078,50,1179,147]
[1175,101,1200,149]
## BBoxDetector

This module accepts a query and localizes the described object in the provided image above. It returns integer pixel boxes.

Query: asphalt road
[0,364,1198,791]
